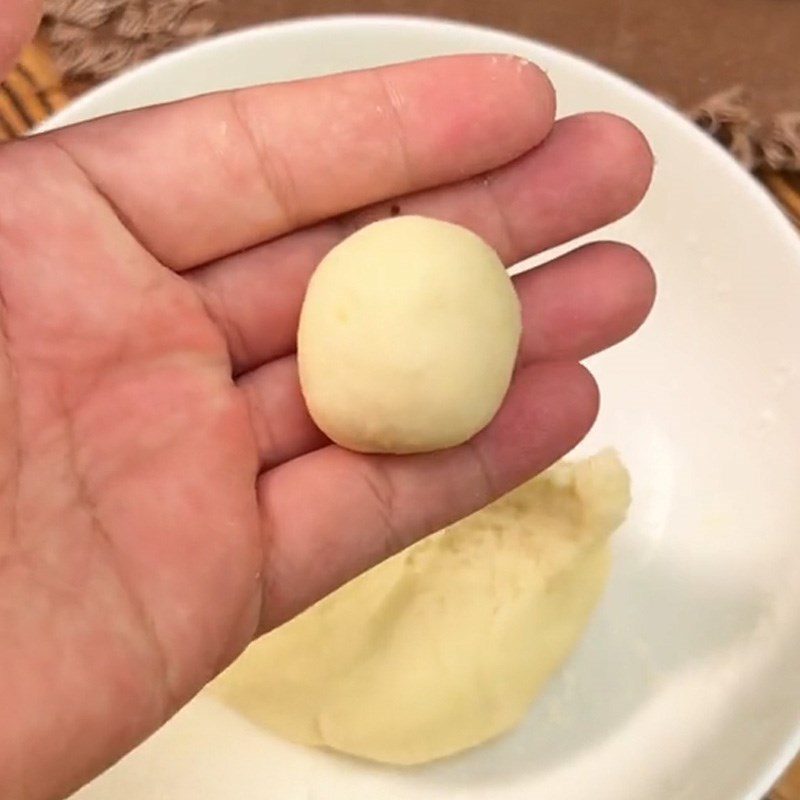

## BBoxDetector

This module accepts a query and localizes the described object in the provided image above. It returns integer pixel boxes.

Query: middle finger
[191,112,653,375]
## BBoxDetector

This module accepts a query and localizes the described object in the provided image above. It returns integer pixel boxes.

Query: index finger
[45,55,555,270]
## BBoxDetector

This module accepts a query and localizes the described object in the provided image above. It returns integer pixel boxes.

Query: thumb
[0,0,42,80]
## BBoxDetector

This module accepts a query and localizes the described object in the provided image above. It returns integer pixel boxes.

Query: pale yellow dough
[297,215,521,454]
[213,450,630,765]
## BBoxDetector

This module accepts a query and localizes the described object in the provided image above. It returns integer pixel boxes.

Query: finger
[45,55,555,269]
[240,354,329,470]
[193,112,653,374]
[514,240,655,361]
[0,0,41,80]
[240,240,652,470]
[256,361,599,629]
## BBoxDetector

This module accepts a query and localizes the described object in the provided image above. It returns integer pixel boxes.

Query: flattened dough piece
[213,450,630,765]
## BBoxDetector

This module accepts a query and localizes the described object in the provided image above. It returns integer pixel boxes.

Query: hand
[0,55,653,799]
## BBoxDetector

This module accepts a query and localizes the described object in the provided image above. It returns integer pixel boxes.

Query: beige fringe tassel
[41,0,217,79]
[692,86,800,172]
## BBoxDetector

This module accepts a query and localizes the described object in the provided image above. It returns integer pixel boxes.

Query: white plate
[45,15,800,800]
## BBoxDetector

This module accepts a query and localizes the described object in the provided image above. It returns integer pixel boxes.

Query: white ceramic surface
[43,16,800,800]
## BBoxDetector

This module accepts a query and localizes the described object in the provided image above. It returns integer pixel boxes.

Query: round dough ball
[297,215,521,454]
[212,451,630,766]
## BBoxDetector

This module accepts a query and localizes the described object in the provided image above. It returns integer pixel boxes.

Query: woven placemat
[0,40,69,140]
[774,758,800,800]
[1,37,799,800]
[764,170,800,228]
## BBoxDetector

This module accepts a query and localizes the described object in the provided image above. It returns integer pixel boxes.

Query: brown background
[43,0,800,171]
[216,0,800,119]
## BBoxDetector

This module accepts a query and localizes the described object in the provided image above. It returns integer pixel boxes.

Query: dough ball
[297,215,521,454]
[212,450,631,765]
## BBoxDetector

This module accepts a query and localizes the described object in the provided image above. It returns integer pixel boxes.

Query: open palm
[0,56,654,799]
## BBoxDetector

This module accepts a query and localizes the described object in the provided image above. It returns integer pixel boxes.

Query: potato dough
[297,215,522,454]
[213,450,630,765]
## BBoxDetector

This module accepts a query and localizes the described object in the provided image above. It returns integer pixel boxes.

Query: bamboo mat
[0,41,69,140]
[1,39,799,800]
[775,759,800,800]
